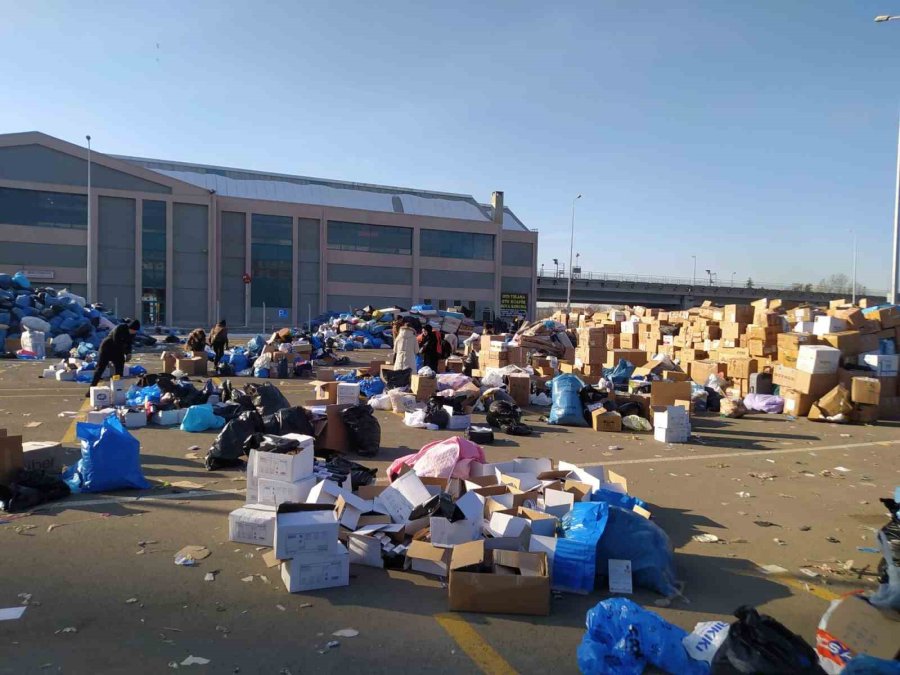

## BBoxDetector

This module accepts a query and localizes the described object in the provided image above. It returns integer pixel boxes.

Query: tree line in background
[790,273,865,295]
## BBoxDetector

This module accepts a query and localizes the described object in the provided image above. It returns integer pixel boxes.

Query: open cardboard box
[448,540,550,616]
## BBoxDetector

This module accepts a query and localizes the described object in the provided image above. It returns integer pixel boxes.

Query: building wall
[0,132,538,328]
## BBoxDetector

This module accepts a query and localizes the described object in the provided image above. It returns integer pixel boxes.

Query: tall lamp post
[875,14,900,303]
[86,135,92,304]
[691,255,697,289]
[566,194,582,313]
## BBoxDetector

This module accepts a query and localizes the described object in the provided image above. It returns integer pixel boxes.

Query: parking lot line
[434,612,518,675]
[61,398,93,444]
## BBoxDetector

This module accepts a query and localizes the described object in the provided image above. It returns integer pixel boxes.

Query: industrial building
[0,131,537,327]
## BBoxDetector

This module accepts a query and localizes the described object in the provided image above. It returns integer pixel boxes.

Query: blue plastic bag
[11,272,31,289]
[602,359,636,385]
[359,377,385,398]
[129,365,147,377]
[842,656,900,674]
[577,598,708,675]
[549,374,587,426]
[556,502,609,593]
[125,384,162,406]
[591,488,649,513]
[63,416,150,493]
[336,371,359,383]
[246,334,265,356]
[180,404,226,432]
[596,506,678,597]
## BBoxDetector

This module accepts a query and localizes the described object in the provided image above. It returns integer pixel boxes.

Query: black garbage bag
[316,454,378,490]
[409,492,464,522]
[246,382,290,416]
[463,350,478,376]
[424,397,450,429]
[217,363,235,377]
[614,401,644,417]
[468,425,494,445]
[442,393,469,414]
[221,380,255,412]
[384,367,411,390]
[206,410,264,470]
[710,606,824,675]
[262,406,315,437]
[487,400,521,428]
[340,404,381,457]
[0,470,71,513]
[212,402,245,422]
[244,433,301,454]
[705,387,722,413]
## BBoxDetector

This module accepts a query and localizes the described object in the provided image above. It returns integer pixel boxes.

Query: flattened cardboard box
[448,540,550,616]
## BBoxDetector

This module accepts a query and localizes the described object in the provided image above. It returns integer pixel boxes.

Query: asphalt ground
[0,349,897,674]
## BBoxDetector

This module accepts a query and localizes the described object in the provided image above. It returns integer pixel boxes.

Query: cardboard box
[374,470,432,524]
[606,349,648,368]
[281,542,349,593]
[821,331,861,356]
[591,409,622,432]
[851,404,879,424]
[813,315,847,335]
[777,332,817,351]
[727,357,759,380]
[151,408,186,426]
[796,345,841,375]
[0,430,24,484]
[411,375,436,402]
[336,382,360,405]
[121,409,147,429]
[311,380,339,404]
[258,475,317,508]
[161,351,177,374]
[251,439,314,482]
[506,373,531,407]
[815,595,900,668]
[861,354,899,377]
[228,504,277,546]
[690,360,726,385]
[273,503,340,561]
[517,507,558,537]
[21,441,78,474]
[430,491,484,548]
[772,365,838,396]
[176,356,207,376]
[313,403,351,454]
[808,385,854,421]
[90,386,111,408]
[448,541,550,616]
[724,304,754,324]
[87,408,116,424]
[869,305,900,329]
[405,540,453,576]
[650,381,692,409]
[781,388,816,417]
[851,377,881,406]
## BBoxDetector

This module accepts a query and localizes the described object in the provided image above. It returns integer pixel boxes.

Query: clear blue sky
[1,1,898,291]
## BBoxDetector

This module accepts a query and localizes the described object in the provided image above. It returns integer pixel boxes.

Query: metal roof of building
[116,155,528,230]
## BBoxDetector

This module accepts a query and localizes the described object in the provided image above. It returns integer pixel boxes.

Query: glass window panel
[0,187,87,229]
[141,200,167,324]
[251,214,293,308]
[420,229,494,260]
[327,221,412,255]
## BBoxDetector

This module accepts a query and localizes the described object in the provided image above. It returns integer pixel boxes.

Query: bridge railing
[536,271,884,296]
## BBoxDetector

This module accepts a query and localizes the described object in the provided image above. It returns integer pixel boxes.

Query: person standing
[88,320,140,392]
[420,324,440,372]
[208,320,229,369]
[393,321,419,372]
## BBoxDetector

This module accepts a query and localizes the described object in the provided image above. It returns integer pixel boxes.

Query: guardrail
[537,271,884,296]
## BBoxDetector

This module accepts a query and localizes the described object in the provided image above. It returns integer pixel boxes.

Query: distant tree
[816,273,853,294]
[745,278,754,289]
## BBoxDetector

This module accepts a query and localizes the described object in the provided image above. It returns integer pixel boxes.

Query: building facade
[0,132,537,327]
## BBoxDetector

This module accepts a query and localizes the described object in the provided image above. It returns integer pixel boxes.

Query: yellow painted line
[434,612,518,675]
[61,398,94,445]
[777,575,841,602]
[212,377,222,387]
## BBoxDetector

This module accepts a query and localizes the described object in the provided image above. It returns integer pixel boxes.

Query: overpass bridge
[536,272,884,309]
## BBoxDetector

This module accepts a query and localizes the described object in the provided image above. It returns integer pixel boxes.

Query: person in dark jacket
[420,324,440,371]
[88,320,140,390]
[208,320,229,369]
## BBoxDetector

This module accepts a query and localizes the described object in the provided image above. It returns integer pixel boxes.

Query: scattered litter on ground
[180,656,211,666]
[125,597,138,604]
[754,520,780,528]
[833,466,850,473]
[171,481,204,490]
[826,536,841,543]
[0,607,27,621]
[799,568,818,577]
[174,545,210,566]
[24,421,42,428]
[55,627,77,634]
[692,534,722,544]
[736,491,752,498]
[204,572,217,582]
[758,564,788,575]
[332,628,359,638]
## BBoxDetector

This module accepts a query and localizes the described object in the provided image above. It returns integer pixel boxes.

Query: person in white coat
[393,322,419,371]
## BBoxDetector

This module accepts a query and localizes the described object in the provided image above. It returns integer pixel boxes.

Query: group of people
[391,318,455,372]
[87,319,231,393]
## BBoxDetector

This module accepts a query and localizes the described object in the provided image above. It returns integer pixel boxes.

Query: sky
[1,0,898,292]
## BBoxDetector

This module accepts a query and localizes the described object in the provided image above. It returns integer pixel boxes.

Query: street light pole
[691,255,696,288]
[86,135,92,304]
[852,229,858,304]
[566,194,582,314]
[874,16,900,303]
[731,271,736,286]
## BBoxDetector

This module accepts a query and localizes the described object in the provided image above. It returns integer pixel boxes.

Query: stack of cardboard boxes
[548,298,900,421]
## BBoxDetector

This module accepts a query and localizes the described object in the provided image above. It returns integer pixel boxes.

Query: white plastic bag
[622,414,652,432]
[530,392,551,406]
[682,621,730,664]
[389,390,417,414]
[368,393,392,411]
[21,329,46,358]
[403,409,428,428]
[417,366,436,377]
[58,289,86,307]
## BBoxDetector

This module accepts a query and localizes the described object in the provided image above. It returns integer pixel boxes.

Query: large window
[0,187,87,229]
[420,229,494,260]
[327,221,412,255]
[141,200,166,325]
[251,214,293,309]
